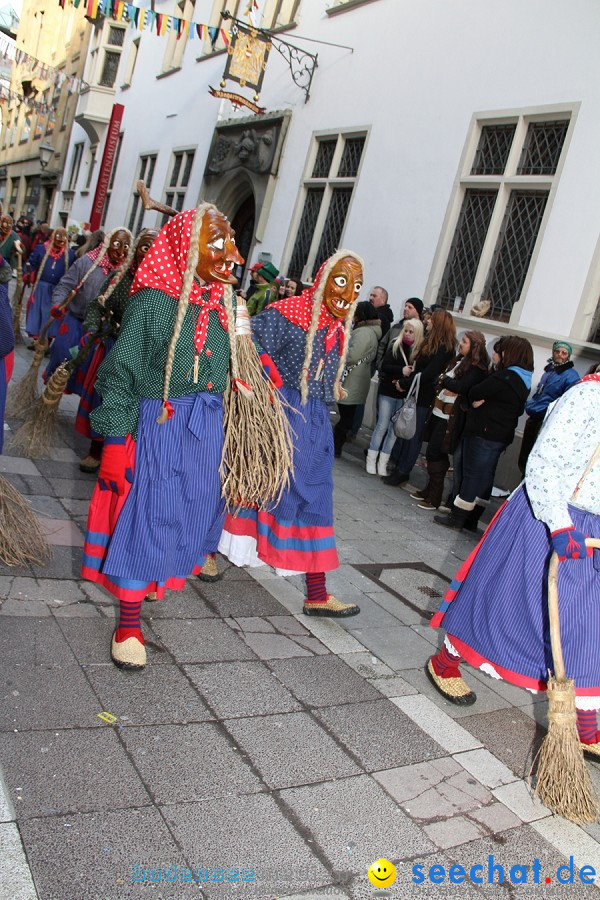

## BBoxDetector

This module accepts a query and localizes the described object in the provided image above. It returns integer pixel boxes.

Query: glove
[98,437,133,495]
[259,352,283,389]
[50,304,65,320]
[551,528,592,561]
[69,332,94,358]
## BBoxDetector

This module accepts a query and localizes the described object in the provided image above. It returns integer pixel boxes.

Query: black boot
[462,504,485,533]
[382,470,407,486]
[424,459,449,509]
[434,507,469,529]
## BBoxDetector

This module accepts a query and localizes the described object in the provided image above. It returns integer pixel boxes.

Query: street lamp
[39,142,54,170]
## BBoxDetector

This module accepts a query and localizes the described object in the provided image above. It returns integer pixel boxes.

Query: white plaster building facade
[56,0,600,393]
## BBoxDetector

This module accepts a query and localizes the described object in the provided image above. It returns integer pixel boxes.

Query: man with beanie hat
[518,339,580,473]
[376,297,423,370]
[247,261,279,316]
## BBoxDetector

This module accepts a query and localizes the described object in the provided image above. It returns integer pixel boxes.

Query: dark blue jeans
[459,434,506,504]
[389,405,429,480]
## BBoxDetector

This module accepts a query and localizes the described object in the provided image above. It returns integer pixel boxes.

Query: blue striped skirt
[25,281,54,338]
[432,486,600,699]
[82,393,225,601]
[219,385,339,574]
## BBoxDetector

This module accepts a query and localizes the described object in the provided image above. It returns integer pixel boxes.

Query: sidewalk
[1,343,600,899]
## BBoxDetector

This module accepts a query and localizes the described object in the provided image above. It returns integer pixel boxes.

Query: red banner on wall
[89,102,124,231]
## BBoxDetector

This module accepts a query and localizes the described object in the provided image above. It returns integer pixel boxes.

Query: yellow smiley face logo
[367,858,397,888]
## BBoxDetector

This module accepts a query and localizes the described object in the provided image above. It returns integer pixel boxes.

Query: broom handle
[137,180,178,218]
[548,538,600,680]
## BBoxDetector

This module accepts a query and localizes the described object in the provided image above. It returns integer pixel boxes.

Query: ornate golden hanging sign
[209,21,271,114]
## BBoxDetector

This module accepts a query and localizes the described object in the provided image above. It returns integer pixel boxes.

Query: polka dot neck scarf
[270,259,346,353]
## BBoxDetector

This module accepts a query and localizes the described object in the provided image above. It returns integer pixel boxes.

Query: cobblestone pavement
[1,343,600,899]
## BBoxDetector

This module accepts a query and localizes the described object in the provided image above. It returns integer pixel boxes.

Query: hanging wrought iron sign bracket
[221,11,318,103]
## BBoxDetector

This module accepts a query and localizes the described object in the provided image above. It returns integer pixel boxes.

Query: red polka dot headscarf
[131,208,207,303]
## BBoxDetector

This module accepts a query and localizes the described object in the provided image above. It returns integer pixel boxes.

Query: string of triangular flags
[0,36,85,94]
[0,85,55,114]
[58,0,231,45]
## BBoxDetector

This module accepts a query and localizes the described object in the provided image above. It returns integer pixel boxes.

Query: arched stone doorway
[230,194,256,279]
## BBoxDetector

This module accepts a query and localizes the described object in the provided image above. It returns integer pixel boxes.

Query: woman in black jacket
[411,330,489,510]
[435,336,534,531]
[366,318,424,475]
[383,309,456,487]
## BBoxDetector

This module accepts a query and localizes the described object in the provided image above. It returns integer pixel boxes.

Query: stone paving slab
[0,728,151,820]
[225,712,362,789]
[86,663,215,726]
[120,722,263,803]
[163,793,331,898]
[279,776,436,876]
[0,823,37,900]
[148,617,257,664]
[20,807,191,899]
[269,656,382,708]
[0,663,104,732]
[315,700,445,772]
[184,661,302,719]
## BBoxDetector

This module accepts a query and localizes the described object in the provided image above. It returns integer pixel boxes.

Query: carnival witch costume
[426,376,600,749]
[44,228,132,392]
[75,229,158,473]
[219,250,365,617]
[81,204,292,670]
[24,228,75,340]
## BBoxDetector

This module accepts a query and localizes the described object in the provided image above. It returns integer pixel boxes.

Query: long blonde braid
[223,283,238,380]
[157,203,217,424]
[299,249,364,404]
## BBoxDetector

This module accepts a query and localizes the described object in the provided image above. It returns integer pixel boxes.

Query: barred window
[162,149,195,226]
[471,125,516,175]
[517,121,569,175]
[483,191,548,321]
[287,132,366,282]
[99,51,121,88]
[101,132,124,227]
[128,153,157,233]
[438,190,498,310]
[433,112,570,322]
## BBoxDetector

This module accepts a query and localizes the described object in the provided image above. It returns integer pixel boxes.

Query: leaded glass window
[312,140,336,178]
[287,131,366,280]
[337,137,365,177]
[129,154,157,233]
[437,189,498,309]
[99,51,121,88]
[517,121,569,175]
[313,188,353,277]
[471,124,516,175]
[483,191,548,321]
[288,187,324,278]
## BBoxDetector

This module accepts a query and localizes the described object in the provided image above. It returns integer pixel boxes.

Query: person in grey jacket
[44,228,131,390]
[333,301,381,457]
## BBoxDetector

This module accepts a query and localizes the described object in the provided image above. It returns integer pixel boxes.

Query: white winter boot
[366,449,378,475]
[377,452,391,476]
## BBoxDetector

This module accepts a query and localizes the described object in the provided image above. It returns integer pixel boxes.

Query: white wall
[64,0,600,349]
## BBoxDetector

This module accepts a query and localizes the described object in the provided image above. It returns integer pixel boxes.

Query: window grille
[311,140,336,178]
[337,137,365,177]
[437,189,498,309]
[483,190,548,321]
[99,51,121,87]
[471,124,516,175]
[288,187,325,278]
[108,26,125,46]
[517,121,568,175]
[128,154,157,233]
[313,187,353,277]
[67,143,84,191]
